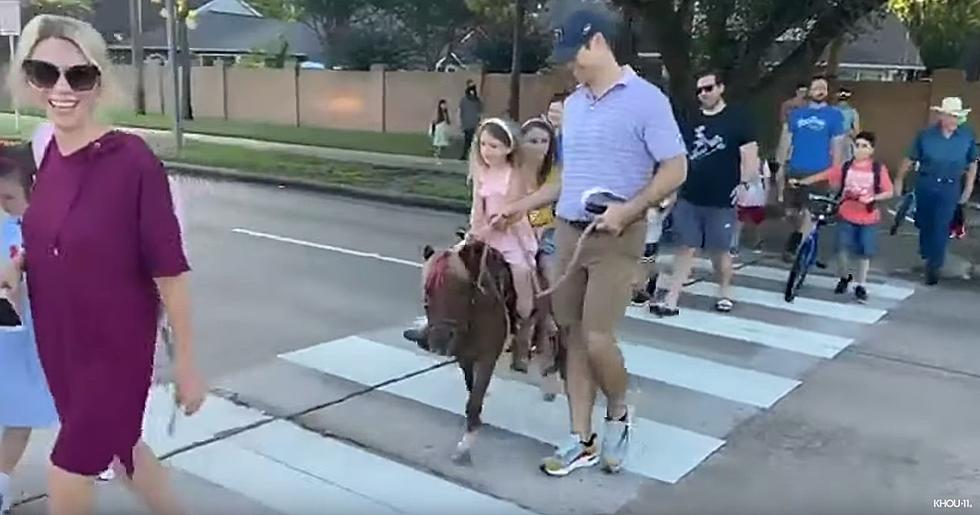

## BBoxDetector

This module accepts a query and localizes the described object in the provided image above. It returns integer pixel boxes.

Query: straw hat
[931,97,971,117]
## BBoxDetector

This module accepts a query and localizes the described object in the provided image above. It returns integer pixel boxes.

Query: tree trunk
[129,0,146,114]
[825,35,845,80]
[509,0,525,120]
[178,19,193,120]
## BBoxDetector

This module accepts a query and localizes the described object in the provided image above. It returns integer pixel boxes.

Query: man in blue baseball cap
[494,3,688,478]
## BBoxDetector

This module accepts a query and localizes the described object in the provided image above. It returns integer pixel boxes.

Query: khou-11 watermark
[933,498,974,509]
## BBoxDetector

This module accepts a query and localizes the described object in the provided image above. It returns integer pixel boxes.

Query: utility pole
[129,0,145,114]
[164,0,182,153]
[509,0,525,120]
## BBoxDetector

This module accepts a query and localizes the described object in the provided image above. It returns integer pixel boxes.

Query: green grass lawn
[0,116,468,204]
[0,109,463,158]
[156,140,469,202]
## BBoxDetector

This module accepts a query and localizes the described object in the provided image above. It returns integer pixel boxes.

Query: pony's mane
[424,252,452,295]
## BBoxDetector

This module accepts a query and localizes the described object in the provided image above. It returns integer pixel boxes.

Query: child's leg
[1,427,31,474]
[511,265,535,373]
[855,224,875,288]
[836,250,850,279]
[855,258,871,285]
[731,218,743,252]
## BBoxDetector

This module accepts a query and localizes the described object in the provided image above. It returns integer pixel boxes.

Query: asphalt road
[174,175,466,380]
[12,175,980,514]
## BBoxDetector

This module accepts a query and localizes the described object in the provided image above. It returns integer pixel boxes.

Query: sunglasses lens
[65,65,100,91]
[23,60,59,88]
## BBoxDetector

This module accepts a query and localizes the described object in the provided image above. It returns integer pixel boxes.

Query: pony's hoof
[542,392,557,402]
[451,449,473,465]
[511,360,529,374]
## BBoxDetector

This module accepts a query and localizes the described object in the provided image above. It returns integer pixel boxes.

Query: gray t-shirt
[460,96,483,130]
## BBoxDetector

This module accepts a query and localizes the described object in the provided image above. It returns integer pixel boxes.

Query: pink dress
[22,131,190,478]
[473,164,538,270]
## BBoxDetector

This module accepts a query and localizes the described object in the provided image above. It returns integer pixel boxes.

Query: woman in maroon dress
[3,15,206,515]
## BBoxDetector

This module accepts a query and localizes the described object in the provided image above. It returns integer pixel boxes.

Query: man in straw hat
[895,96,977,285]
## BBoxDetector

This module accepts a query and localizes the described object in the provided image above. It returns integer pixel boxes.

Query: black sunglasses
[696,84,716,94]
[22,59,101,92]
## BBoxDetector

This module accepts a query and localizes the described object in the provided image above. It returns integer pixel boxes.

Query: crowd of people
[409,2,979,482]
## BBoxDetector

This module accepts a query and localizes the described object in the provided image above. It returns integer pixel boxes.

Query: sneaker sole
[540,454,599,477]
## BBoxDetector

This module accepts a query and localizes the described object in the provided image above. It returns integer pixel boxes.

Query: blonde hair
[7,14,123,110]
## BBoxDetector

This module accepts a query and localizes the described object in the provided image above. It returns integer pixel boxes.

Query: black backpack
[840,159,882,212]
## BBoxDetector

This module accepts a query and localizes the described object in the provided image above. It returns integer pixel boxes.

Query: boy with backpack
[791,131,894,302]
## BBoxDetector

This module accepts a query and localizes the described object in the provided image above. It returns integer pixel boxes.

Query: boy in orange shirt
[792,131,894,302]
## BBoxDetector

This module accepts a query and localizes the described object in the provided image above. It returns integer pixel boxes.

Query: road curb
[163,161,471,214]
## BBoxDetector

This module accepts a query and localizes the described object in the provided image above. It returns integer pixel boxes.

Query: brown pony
[419,240,519,464]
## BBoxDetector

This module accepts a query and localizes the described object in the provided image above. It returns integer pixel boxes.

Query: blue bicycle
[784,192,841,302]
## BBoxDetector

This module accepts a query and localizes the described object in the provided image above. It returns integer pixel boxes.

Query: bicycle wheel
[784,238,813,302]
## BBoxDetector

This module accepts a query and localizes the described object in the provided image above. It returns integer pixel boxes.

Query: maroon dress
[22,131,190,478]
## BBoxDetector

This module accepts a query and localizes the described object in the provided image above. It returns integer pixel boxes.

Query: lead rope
[535,220,597,298]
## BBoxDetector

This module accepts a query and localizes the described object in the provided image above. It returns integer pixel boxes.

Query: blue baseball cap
[551,8,619,64]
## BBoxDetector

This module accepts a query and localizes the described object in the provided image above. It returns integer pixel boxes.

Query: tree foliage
[890,0,980,71]
[26,0,93,19]
[612,0,888,150]
[382,0,476,68]
[471,24,550,73]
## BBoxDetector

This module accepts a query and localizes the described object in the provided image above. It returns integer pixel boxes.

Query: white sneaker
[97,468,115,481]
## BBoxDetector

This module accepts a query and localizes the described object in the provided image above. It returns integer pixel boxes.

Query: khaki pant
[552,218,646,438]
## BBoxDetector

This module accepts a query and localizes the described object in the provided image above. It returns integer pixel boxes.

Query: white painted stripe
[142,386,271,456]
[683,282,887,324]
[230,420,539,515]
[619,341,800,408]
[625,306,852,359]
[736,265,915,301]
[168,439,404,515]
[405,317,800,407]
[281,337,724,484]
[233,228,424,268]
[658,255,915,301]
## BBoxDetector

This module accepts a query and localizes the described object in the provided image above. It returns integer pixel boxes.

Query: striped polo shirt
[555,66,687,222]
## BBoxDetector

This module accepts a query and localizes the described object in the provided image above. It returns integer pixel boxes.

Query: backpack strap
[839,159,852,199]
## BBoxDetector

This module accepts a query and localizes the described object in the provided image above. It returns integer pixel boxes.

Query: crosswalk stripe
[143,389,538,514]
[168,440,406,515]
[281,336,725,484]
[619,341,801,408]
[683,282,887,324]
[143,386,271,456]
[625,306,852,359]
[735,265,915,300]
[658,255,916,301]
[230,420,539,514]
[406,318,799,407]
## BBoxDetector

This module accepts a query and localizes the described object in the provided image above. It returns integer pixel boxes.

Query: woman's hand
[174,357,206,416]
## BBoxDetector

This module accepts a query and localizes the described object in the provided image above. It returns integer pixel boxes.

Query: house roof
[768,11,924,70]
[632,10,923,70]
[93,0,211,44]
[830,11,923,68]
[114,8,324,62]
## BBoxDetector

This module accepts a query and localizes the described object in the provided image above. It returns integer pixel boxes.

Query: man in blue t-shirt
[778,75,846,261]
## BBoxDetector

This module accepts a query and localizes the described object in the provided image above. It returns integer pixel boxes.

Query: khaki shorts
[552,218,646,334]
